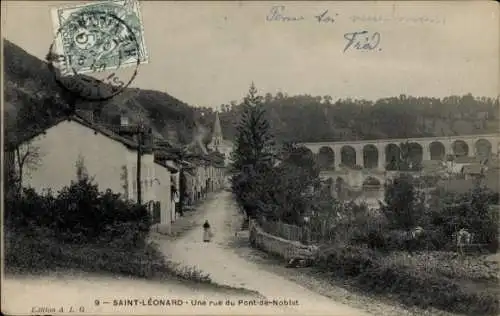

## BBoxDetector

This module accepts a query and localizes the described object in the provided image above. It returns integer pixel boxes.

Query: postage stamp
[50,0,148,74]
[47,0,148,101]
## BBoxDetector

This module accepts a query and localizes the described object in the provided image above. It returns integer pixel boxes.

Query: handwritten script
[350,14,446,25]
[266,6,338,23]
[343,31,381,52]
[266,5,445,25]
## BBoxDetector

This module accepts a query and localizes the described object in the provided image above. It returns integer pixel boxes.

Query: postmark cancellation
[50,0,148,76]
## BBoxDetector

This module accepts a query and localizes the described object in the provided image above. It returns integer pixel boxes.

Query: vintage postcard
[2,1,499,316]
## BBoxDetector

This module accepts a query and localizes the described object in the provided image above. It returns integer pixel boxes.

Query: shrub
[381,173,422,230]
[4,179,214,284]
[328,202,389,249]
[4,230,212,284]
[4,178,152,246]
[314,245,499,315]
[430,184,500,252]
[316,245,377,277]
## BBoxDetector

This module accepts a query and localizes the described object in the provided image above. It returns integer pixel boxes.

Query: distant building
[445,156,485,176]
[207,111,233,166]
[460,164,485,180]
[421,160,446,176]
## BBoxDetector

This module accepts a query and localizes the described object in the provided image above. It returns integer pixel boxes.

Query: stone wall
[249,219,319,261]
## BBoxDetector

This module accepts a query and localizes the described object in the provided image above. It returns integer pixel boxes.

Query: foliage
[4,177,151,248]
[315,245,499,316]
[3,167,212,283]
[429,184,500,251]
[4,39,197,145]
[4,230,212,283]
[231,83,275,219]
[230,82,274,173]
[231,85,322,225]
[217,93,498,143]
[381,173,423,230]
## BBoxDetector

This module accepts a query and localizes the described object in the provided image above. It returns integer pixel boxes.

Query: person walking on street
[203,220,212,242]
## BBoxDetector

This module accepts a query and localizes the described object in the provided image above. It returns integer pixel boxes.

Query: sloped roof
[154,160,178,173]
[454,156,482,164]
[6,114,141,151]
[422,160,445,173]
[461,164,484,174]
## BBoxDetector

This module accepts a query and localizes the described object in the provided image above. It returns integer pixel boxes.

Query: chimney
[120,116,129,126]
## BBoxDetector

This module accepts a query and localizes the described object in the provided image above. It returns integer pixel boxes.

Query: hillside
[4,39,498,146]
[217,93,499,143]
[3,39,202,146]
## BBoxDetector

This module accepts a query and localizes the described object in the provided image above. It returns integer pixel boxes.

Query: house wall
[154,162,171,234]
[169,164,180,222]
[17,119,158,208]
[19,120,132,197]
[183,164,225,202]
[130,153,156,203]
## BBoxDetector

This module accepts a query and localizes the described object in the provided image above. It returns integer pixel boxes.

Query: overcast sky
[3,1,499,108]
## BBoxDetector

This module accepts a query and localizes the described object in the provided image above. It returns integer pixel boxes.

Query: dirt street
[154,190,371,316]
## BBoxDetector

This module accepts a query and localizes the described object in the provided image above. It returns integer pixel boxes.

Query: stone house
[9,113,174,233]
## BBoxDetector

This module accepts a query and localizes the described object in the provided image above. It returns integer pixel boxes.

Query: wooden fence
[258,218,305,243]
[258,217,338,244]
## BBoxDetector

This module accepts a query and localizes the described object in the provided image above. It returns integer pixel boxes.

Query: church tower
[208,111,233,167]
[211,111,223,149]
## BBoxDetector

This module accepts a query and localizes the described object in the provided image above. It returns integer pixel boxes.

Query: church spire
[212,111,223,141]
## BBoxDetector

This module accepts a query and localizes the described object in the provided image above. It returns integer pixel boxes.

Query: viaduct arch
[302,134,498,171]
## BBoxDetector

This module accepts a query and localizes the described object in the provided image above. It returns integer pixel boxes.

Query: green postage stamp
[50,0,148,75]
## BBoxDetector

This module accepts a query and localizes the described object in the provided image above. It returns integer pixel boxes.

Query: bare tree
[13,139,42,192]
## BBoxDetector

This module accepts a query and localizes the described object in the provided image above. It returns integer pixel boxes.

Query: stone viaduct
[298,133,499,171]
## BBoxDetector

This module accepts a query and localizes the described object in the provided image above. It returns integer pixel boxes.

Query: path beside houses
[155,195,218,239]
[154,190,372,316]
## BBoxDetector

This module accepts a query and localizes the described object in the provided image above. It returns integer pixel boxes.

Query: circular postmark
[47,8,141,101]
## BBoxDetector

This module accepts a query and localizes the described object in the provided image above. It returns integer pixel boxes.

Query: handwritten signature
[266,6,337,23]
[343,31,381,52]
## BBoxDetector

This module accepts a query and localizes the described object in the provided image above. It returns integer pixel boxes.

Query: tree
[382,173,421,230]
[216,92,496,144]
[231,82,274,173]
[14,141,41,191]
[323,95,333,104]
[381,173,428,252]
[4,99,51,196]
[231,82,275,219]
[398,141,411,171]
[6,94,70,186]
[264,93,273,104]
[281,143,319,180]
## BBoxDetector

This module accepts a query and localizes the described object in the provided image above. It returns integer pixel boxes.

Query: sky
[3,1,499,109]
